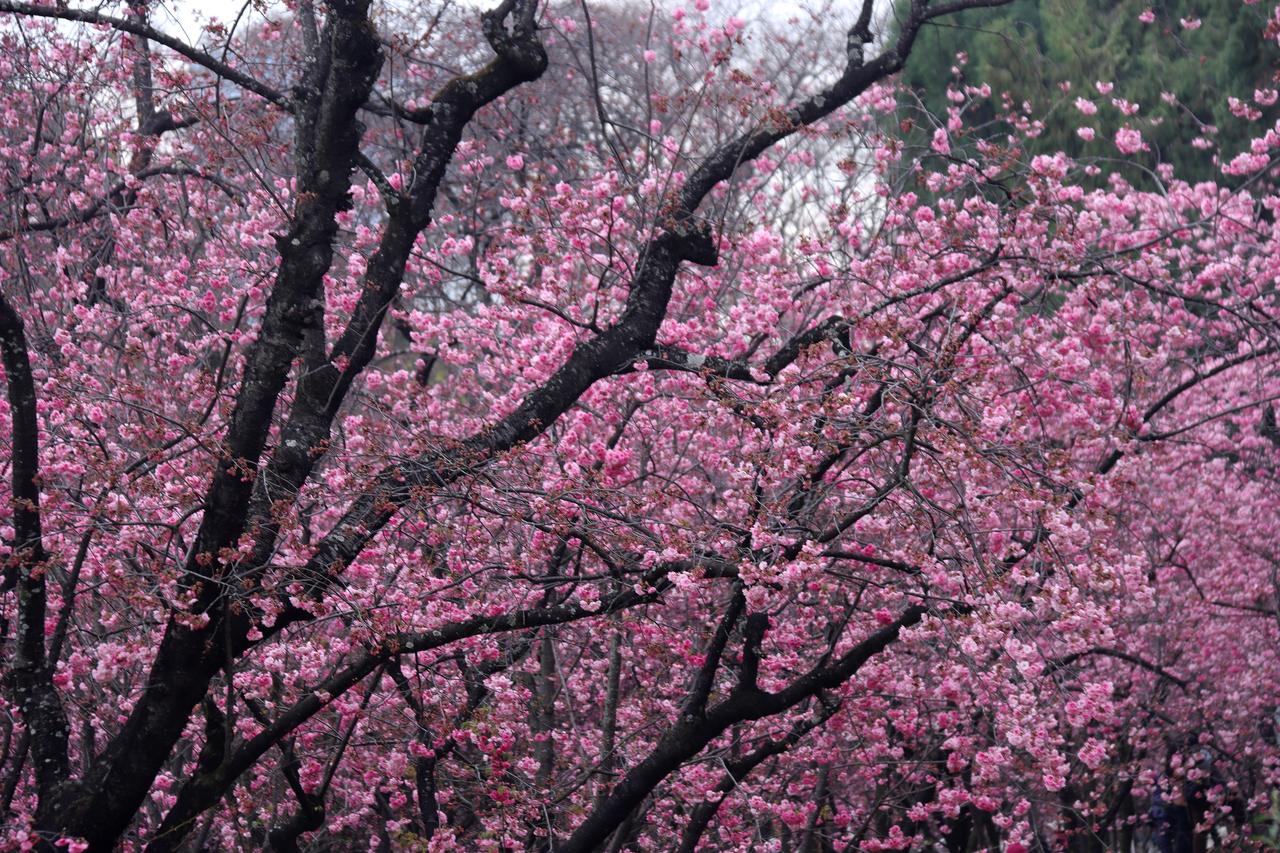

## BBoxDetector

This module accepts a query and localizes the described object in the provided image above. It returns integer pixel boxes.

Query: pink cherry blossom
[1115,125,1147,153]
[0,1,1277,851]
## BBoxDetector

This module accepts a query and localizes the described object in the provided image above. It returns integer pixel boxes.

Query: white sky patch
[152,0,878,46]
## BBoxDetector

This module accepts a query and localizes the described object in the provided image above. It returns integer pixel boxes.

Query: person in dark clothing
[1151,743,1222,853]
[1149,775,1194,853]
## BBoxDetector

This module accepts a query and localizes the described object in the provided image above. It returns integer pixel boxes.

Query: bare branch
[0,1,289,106]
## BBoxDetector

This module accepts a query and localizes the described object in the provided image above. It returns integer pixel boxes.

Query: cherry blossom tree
[1,0,1279,851]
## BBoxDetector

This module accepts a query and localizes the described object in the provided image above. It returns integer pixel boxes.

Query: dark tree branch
[554,605,927,853]
[0,1,289,106]
[241,0,549,597]
[0,292,71,824]
[57,2,386,847]
[1049,647,1188,689]
[0,0,1019,847]
[0,166,230,242]
[737,612,769,692]
[676,699,839,853]
[152,557,719,843]
[290,0,1008,629]
[673,0,1004,214]
[684,589,746,717]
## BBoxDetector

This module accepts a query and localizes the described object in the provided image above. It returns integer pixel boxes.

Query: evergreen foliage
[900,0,1280,183]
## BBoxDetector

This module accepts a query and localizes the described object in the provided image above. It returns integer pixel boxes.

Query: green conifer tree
[898,0,1279,184]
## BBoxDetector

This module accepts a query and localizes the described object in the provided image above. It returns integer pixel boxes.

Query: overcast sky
[156,0,851,44]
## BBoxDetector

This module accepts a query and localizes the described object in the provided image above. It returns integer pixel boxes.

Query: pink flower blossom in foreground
[1115,125,1147,153]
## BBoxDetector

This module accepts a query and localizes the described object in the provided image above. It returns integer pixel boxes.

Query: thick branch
[282,0,998,622]
[62,3,386,847]
[153,558,716,842]
[242,0,548,581]
[555,605,927,853]
[0,292,70,822]
[676,702,838,853]
[673,0,1005,214]
[684,589,746,717]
